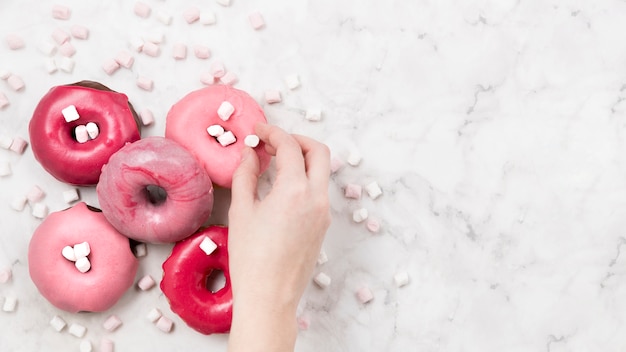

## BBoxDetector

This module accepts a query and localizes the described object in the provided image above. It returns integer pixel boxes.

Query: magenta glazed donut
[28,202,138,313]
[29,81,141,186]
[165,85,271,188]
[96,136,214,243]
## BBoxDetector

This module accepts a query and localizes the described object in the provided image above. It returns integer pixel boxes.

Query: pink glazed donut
[96,136,214,243]
[165,85,271,188]
[28,202,138,313]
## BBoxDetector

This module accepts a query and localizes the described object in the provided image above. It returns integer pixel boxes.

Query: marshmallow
[68,323,87,338]
[52,28,70,45]
[59,41,76,57]
[71,25,89,40]
[143,32,164,44]
[199,236,217,255]
[0,92,9,109]
[216,0,232,6]
[0,136,12,149]
[284,74,300,90]
[134,2,151,18]
[183,7,200,24]
[217,101,235,121]
[38,41,57,56]
[244,135,260,148]
[210,61,225,78]
[194,45,211,59]
[220,71,238,86]
[102,58,120,75]
[248,12,265,30]
[200,11,216,25]
[63,188,80,203]
[317,250,328,265]
[100,339,114,352]
[365,181,382,199]
[75,257,91,273]
[128,37,144,52]
[172,43,187,60]
[57,57,75,72]
[156,316,173,333]
[50,315,67,332]
[344,183,362,199]
[366,219,381,233]
[305,108,322,122]
[86,122,99,139]
[356,287,374,304]
[75,125,89,143]
[11,196,27,211]
[0,268,12,283]
[137,76,154,91]
[0,162,10,177]
[6,34,25,50]
[103,315,123,332]
[347,150,362,166]
[45,58,58,74]
[32,203,49,219]
[115,51,134,68]
[137,274,156,291]
[140,108,155,126]
[352,208,368,223]
[62,245,77,261]
[7,74,25,91]
[199,72,215,85]
[156,10,172,25]
[264,90,282,104]
[314,272,331,288]
[52,5,71,20]
[146,308,162,323]
[62,105,80,122]
[217,131,237,147]
[79,340,92,352]
[9,137,28,154]
[297,315,310,330]
[3,296,17,312]
[0,69,10,79]
[142,41,160,57]
[207,124,225,137]
[27,185,45,203]
[73,242,90,258]
[134,243,147,257]
[394,272,410,287]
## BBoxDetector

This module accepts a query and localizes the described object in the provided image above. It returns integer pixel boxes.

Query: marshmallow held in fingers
[244,135,260,148]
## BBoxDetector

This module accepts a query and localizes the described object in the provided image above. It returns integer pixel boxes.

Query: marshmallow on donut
[165,85,271,188]
[161,226,232,334]
[96,137,214,243]
[28,202,138,313]
[29,81,141,185]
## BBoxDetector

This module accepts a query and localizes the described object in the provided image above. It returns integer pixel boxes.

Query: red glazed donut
[165,85,271,188]
[29,81,141,185]
[28,202,139,313]
[161,226,232,334]
[96,136,214,243]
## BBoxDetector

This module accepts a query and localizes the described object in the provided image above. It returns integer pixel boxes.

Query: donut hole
[144,185,167,205]
[205,269,226,293]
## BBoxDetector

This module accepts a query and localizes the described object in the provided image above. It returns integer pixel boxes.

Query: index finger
[292,134,330,191]
[254,123,306,180]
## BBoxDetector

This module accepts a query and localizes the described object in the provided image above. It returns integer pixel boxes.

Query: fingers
[231,147,261,207]
[292,134,330,190]
[255,123,306,180]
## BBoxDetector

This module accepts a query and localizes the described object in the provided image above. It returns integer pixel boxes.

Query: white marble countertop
[2,0,626,351]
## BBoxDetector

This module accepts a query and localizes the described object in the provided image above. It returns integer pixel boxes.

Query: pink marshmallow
[183,7,200,24]
[9,137,27,154]
[134,2,151,18]
[0,92,9,109]
[102,58,120,75]
[172,43,187,60]
[52,28,70,45]
[137,274,156,291]
[59,42,76,57]
[140,108,155,126]
[52,5,71,20]
[297,315,310,330]
[137,76,154,91]
[248,12,265,30]
[114,51,134,68]
[6,34,25,50]
[156,316,173,333]
[356,287,374,304]
[194,45,211,59]
[220,71,238,86]
[7,74,25,91]
[264,90,282,104]
[330,156,345,173]
[142,41,160,57]
[366,219,381,233]
[344,183,362,199]
[210,61,225,78]
[0,268,12,283]
[70,25,89,40]
[103,315,123,332]
[100,339,114,352]
[27,185,46,203]
[200,72,215,85]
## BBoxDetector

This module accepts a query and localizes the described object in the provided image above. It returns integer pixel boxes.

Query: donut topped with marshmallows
[165,84,271,188]
[29,81,141,186]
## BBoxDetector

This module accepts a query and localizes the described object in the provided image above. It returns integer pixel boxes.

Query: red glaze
[161,226,232,334]
[165,85,271,188]
[28,202,139,313]
[29,84,141,185]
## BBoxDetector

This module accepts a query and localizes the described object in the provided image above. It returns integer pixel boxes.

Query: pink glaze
[29,84,140,185]
[28,202,138,313]
[165,85,271,188]
[97,137,214,243]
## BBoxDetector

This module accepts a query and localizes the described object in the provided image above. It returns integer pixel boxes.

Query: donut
[29,81,141,185]
[165,85,271,188]
[96,136,214,243]
[28,202,138,313]
[161,226,232,334]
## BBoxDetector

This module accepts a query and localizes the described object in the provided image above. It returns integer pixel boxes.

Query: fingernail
[241,147,253,161]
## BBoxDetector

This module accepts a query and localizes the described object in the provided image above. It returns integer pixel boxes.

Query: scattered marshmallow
[102,59,120,75]
[183,7,200,24]
[7,74,25,91]
[200,11,216,25]
[2,296,17,312]
[199,236,217,255]
[103,315,123,332]
[264,90,282,104]
[365,181,382,199]
[217,101,235,121]
[52,5,71,20]
[63,188,80,203]
[57,57,75,72]
[0,92,9,109]
[75,257,91,273]
[75,125,89,143]
[52,28,70,45]
[134,2,151,18]
[156,10,172,25]
[137,274,156,291]
[32,203,48,219]
[71,25,89,40]
[139,108,154,126]
[0,268,12,283]
[59,41,76,57]
[9,137,28,154]
[62,246,77,261]
[0,162,10,177]
[74,242,91,259]
[394,272,410,287]
[50,315,67,332]
[62,105,80,122]
[305,108,322,122]
[6,34,25,50]
[366,219,381,233]
[248,12,265,30]
[100,339,114,352]
[115,51,134,68]
[297,314,310,330]
[217,131,237,147]
[137,76,154,91]
[352,208,368,223]
[344,183,362,199]
[347,150,362,166]
[172,43,187,60]
[284,74,301,90]
[79,340,92,352]
[317,249,328,265]
[210,61,225,78]
[0,136,12,149]
[244,135,260,148]
[216,0,232,6]
[134,243,147,257]
[86,122,99,139]
[356,287,374,304]
[220,71,238,86]
[128,37,144,52]
[38,41,57,56]
[142,41,160,57]
[0,69,9,80]
[314,272,331,288]
[146,308,162,323]
[207,125,225,137]
[68,323,87,338]
[156,316,173,333]
[27,185,45,203]
[194,45,211,59]
[45,58,58,74]
[199,72,214,85]
[11,196,27,211]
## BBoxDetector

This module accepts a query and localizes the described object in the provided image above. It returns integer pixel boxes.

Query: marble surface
[2,0,626,351]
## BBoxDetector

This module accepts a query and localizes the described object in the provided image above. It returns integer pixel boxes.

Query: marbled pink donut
[165,85,271,188]
[28,202,138,313]
[96,136,214,243]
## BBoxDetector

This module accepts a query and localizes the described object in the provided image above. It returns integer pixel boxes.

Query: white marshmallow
[57,57,75,72]
[314,272,331,288]
[79,340,92,352]
[216,0,232,6]
[264,90,281,104]
[217,131,236,147]
[32,203,49,219]
[68,323,87,338]
[71,25,89,40]
[137,275,156,291]
[207,124,225,137]
[102,58,120,75]
[305,108,322,122]
[115,51,134,68]
[200,11,216,25]
[63,188,80,203]
[244,135,260,148]
[217,101,235,121]
[140,109,154,126]
[9,137,28,154]
[210,61,225,78]
[7,74,25,91]
[73,242,90,258]
[0,161,11,177]
[75,257,91,273]
[199,236,217,255]
[347,150,362,166]
[317,250,328,265]
[0,268,12,283]
[284,74,300,90]
[146,308,162,323]
[0,69,10,80]
[394,272,410,287]
[220,71,238,86]
[134,243,147,257]
[75,125,89,143]
[365,181,382,199]
[356,287,374,304]
[50,315,67,332]
[62,246,77,261]
[156,10,172,25]
[103,315,123,332]
[38,41,57,56]
[52,5,71,20]
[156,316,173,333]
[62,105,80,122]
[137,76,154,91]
[248,12,265,30]
[100,339,114,352]
[11,196,27,211]
[352,208,368,223]
[45,58,58,74]
[194,45,211,59]
[134,2,151,18]
[86,122,99,139]
[200,72,214,85]
[2,296,17,312]
[183,7,200,24]
[0,136,13,149]
[172,43,187,60]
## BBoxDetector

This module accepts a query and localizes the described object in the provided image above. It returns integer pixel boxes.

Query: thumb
[231,147,260,206]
